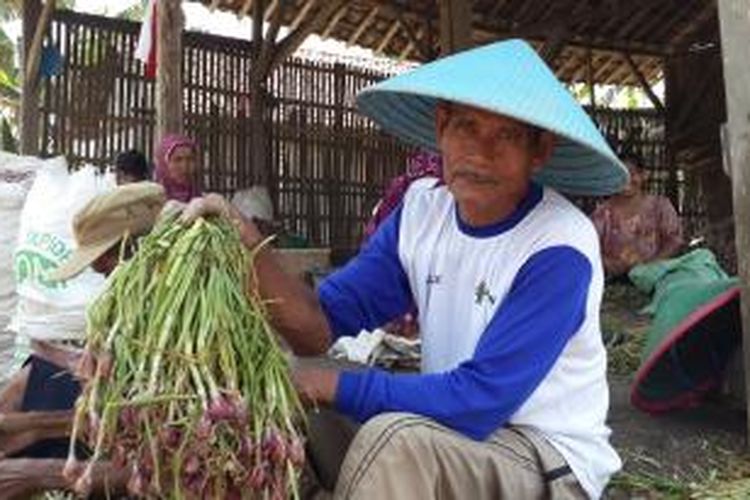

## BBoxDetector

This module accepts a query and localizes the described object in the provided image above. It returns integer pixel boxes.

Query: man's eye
[454,118,473,132]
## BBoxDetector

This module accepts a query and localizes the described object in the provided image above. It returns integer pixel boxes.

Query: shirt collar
[455,182,544,238]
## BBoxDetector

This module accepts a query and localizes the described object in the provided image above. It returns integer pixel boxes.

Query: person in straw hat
[0,183,164,498]
[182,39,626,499]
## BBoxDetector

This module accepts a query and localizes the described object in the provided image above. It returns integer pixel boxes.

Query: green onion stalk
[63,215,307,499]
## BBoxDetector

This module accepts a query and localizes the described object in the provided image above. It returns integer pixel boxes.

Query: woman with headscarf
[362,148,443,242]
[153,134,202,202]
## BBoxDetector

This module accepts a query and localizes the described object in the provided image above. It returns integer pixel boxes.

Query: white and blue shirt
[319,179,621,498]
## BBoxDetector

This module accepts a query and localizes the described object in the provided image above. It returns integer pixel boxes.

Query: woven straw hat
[49,182,166,282]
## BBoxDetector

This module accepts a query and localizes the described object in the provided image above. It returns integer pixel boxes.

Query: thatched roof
[197,0,719,86]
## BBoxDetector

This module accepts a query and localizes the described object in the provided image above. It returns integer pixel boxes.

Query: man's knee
[336,413,437,499]
[353,412,436,454]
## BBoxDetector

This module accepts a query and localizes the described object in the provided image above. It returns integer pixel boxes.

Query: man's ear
[531,132,556,172]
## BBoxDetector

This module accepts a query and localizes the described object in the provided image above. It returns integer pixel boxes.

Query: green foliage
[0,26,15,74]
[1,116,18,152]
[0,0,22,22]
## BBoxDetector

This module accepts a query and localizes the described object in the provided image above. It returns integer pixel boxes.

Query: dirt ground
[602,285,750,499]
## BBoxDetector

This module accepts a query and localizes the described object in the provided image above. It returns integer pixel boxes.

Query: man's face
[435,103,553,219]
[91,245,121,276]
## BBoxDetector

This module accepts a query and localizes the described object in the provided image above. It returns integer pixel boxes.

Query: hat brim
[631,283,741,413]
[48,236,120,282]
[356,40,629,196]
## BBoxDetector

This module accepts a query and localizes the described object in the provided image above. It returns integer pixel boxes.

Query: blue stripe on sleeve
[334,245,593,440]
[318,205,413,339]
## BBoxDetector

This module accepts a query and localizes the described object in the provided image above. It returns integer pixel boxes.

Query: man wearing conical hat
[185,39,624,499]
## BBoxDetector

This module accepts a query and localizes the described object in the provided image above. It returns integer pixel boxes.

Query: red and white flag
[135,0,158,79]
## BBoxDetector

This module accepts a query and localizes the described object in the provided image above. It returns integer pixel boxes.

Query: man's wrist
[317,369,340,405]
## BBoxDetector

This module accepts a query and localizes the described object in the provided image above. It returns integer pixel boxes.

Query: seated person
[362,148,443,243]
[114,149,151,185]
[0,183,165,498]
[591,154,683,277]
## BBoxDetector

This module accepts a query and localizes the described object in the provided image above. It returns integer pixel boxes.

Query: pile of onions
[64,215,306,499]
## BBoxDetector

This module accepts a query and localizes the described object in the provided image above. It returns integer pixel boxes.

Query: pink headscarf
[154,134,202,202]
[362,149,443,242]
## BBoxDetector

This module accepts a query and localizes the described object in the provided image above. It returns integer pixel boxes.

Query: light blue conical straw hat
[357,39,628,196]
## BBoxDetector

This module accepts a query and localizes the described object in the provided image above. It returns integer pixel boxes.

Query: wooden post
[717,0,750,436]
[250,0,268,186]
[155,0,184,144]
[19,0,42,155]
[438,0,473,56]
[664,57,679,207]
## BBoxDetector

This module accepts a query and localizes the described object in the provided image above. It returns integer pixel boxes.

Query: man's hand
[31,340,84,375]
[180,194,265,249]
[0,458,65,499]
[158,199,187,221]
[0,366,29,413]
[0,458,129,499]
[0,411,73,457]
[291,366,339,406]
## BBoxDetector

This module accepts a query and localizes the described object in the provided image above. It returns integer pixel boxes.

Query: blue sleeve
[334,245,593,440]
[318,205,413,339]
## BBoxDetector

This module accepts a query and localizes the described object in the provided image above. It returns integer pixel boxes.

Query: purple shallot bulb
[288,437,305,468]
[196,414,213,440]
[246,464,268,490]
[263,429,287,464]
[207,395,236,422]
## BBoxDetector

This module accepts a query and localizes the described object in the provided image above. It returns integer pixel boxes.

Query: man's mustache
[450,165,498,185]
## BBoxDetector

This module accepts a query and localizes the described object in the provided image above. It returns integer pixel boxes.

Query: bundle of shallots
[64,215,306,499]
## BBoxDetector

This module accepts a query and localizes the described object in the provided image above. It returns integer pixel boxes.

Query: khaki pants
[307,411,587,500]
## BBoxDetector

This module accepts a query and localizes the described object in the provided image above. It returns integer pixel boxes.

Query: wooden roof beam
[596,0,649,41]
[263,0,278,22]
[624,52,665,113]
[290,0,315,31]
[568,50,607,82]
[671,0,718,46]
[271,0,348,70]
[439,0,473,55]
[473,24,667,57]
[375,20,401,56]
[628,1,679,43]
[608,58,637,85]
[537,3,588,70]
[321,4,349,39]
[253,0,289,79]
[558,48,582,75]
[396,12,434,60]
[348,6,379,47]
[239,0,254,18]
[261,0,287,62]
[649,0,703,45]
[593,55,618,82]
[398,27,425,62]
[489,0,511,19]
